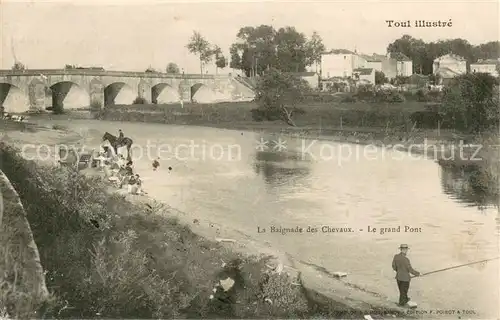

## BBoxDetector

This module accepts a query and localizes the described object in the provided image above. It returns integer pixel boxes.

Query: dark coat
[392,252,419,281]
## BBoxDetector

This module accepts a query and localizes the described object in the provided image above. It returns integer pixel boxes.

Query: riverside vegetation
[0,141,402,319]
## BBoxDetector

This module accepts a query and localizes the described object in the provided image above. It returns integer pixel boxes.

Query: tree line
[187,28,498,77]
[387,35,500,74]
[228,26,325,76]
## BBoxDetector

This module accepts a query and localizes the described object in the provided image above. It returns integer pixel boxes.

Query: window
[344,56,346,60]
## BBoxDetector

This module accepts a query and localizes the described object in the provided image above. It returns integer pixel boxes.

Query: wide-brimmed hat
[399,244,409,249]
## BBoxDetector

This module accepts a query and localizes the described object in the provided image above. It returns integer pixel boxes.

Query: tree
[11,62,25,71]
[230,25,276,77]
[166,62,180,74]
[229,45,242,71]
[441,73,499,134]
[274,26,309,72]
[375,71,388,85]
[65,64,76,69]
[212,45,227,74]
[305,31,326,73]
[229,25,315,76]
[186,31,213,75]
[387,35,427,73]
[253,68,310,126]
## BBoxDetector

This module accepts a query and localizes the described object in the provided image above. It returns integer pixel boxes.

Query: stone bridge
[0,69,255,113]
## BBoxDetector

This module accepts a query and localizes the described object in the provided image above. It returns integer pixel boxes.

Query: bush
[340,95,357,103]
[132,97,148,105]
[52,104,64,115]
[90,100,102,111]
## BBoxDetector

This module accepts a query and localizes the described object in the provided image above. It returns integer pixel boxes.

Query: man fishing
[392,244,420,306]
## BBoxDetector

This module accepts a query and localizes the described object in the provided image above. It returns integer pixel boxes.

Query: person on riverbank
[152,157,160,171]
[392,244,420,306]
[135,174,144,194]
[127,173,137,194]
[119,162,134,188]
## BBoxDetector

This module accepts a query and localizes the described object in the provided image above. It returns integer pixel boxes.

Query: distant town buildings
[318,48,498,91]
[320,49,414,86]
[470,59,499,77]
[353,68,375,84]
[388,52,413,77]
[320,49,358,79]
[432,53,467,84]
[287,71,320,89]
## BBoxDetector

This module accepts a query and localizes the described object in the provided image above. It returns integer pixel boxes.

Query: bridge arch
[104,82,136,106]
[152,83,179,104]
[190,83,205,102]
[0,83,30,113]
[50,81,90,110]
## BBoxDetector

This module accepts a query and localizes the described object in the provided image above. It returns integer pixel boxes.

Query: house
[470,59,499,77]
[287,72,320,89]
[320,49,367,79]
[433,54,467,76]
[360,54,384,72]
[388,52,413,77]
[364,52,413,79]
[434,67,463,85]
[353,68,375,85]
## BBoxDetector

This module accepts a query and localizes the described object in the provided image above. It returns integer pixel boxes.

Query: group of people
[95,144,145,195]
[1,106,27,122]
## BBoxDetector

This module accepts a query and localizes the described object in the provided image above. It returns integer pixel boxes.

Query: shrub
[340,96,357,103]
[90,100,102,111]
[132,97,148,105]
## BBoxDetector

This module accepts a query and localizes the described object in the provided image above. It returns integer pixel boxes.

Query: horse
[102,132,133,161]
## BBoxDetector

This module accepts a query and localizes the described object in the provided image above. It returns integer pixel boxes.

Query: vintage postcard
[0,0,498,319]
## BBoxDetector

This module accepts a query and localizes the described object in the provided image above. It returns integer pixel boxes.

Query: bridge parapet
[0,70,254,112]
[0,69,232,80]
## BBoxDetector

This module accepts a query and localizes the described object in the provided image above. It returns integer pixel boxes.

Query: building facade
[321,50,413,82]
[353,68,375,84]
[287,72,320,89]
[470,59,499,77]
[320,49,370,79]
[433,54,467,75]
[387,52,413,77]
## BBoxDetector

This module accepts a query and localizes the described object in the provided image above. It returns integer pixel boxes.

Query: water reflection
[439,161,499,209]
[253,150,311,188]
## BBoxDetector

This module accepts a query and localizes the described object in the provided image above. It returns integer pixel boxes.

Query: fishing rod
[413,256,500,278]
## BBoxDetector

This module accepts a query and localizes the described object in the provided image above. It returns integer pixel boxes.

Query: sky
[1,0,498,74]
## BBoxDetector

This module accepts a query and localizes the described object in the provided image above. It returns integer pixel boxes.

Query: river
[31,119,500,318]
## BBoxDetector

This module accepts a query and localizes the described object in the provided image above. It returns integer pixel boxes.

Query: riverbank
[46,101,496,163]
[0,124,414,318]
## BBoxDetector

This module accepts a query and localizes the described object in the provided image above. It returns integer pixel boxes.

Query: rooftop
[435,67,461,78]
[434,53,467,62]
[471,59,499,65]
[388,52,412,61]
[286,71,318,77]
[322,49,355,55]
[353,68,374,75]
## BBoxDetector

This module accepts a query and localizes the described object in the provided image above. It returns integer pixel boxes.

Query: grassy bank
[0,170,51,319]
[92,101,468,144]
[95,100,425,128]
[0,142,402,319]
